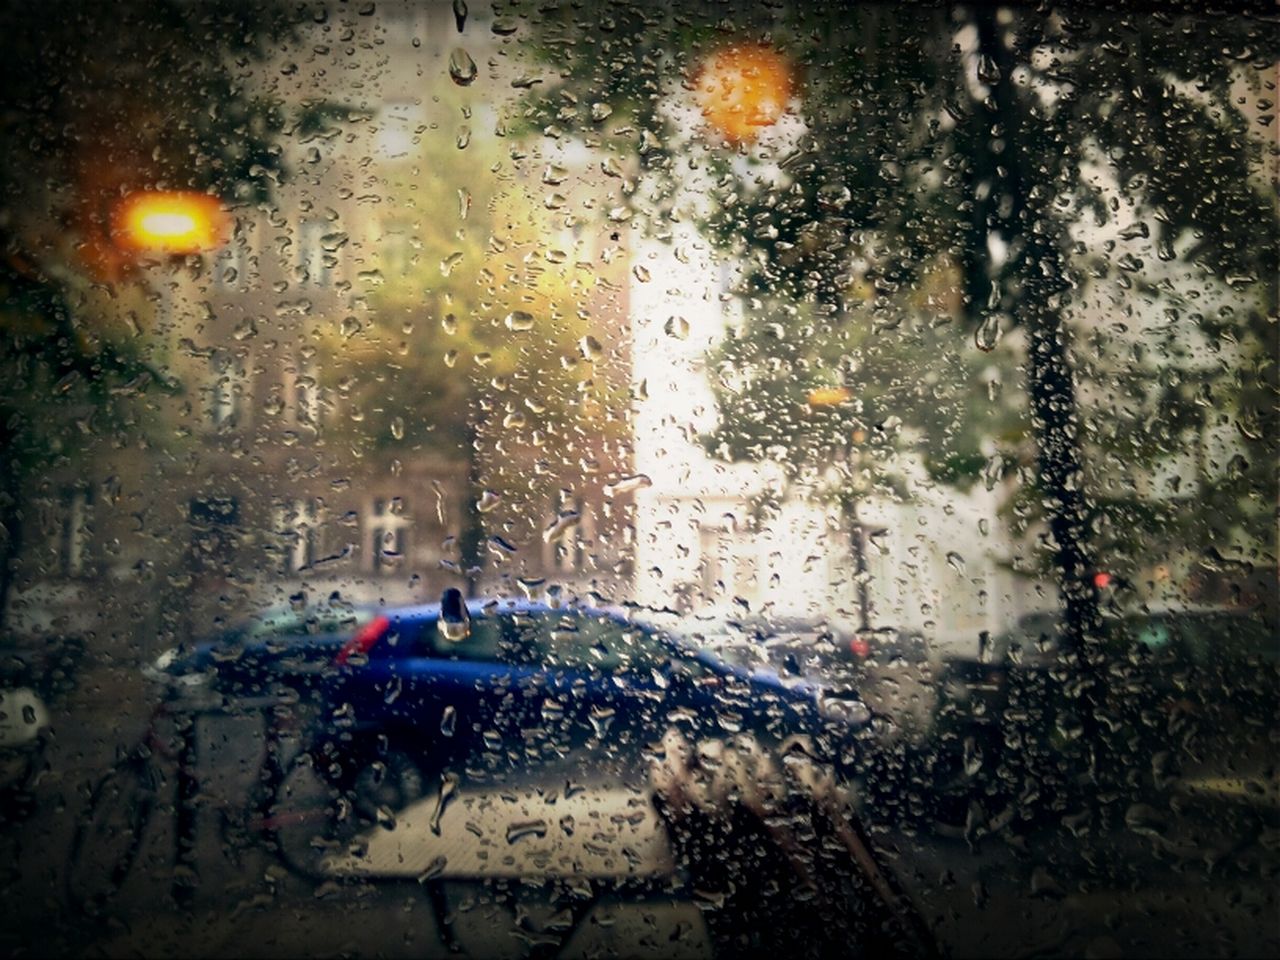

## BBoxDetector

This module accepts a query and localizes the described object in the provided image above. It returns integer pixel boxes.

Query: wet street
[2,664,1276,959]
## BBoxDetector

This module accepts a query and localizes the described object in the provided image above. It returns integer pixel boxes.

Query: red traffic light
[1092,572,1113,589]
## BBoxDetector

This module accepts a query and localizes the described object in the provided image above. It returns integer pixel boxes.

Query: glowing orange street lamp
[115,191,229,254]
[694,42,794,143]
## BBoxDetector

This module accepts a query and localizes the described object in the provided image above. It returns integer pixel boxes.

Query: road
[1,662,1277,958]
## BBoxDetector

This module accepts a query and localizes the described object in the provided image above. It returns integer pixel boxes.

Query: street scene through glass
[0,2,1276,957]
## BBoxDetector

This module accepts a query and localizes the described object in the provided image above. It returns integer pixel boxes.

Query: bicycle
[63,686,323,917]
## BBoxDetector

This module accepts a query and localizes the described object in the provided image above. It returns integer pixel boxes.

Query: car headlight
[818,694,871,727]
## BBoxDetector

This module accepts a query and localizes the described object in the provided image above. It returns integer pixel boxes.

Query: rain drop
[543,510,581,543]
[579,335,603,361]
[974,314,1002,352]
[429,772,460,836]
[448,49,477,86]
[441,251,464,276]
[505,310,534,332]
[604,474,653,497]
[664,316,690,340]
[505,819,548,844]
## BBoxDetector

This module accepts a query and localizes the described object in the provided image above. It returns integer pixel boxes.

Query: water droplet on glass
[442,313,458,335]
[390,416,405,441]
[817,182,851,210]
[491,17,518,36]
[451,0,467,32]
[457,189,471,220]
[977,54,1001,84]
[544,510,581,544]
[441,251,464,276]
[664,315,690,340]
[974,314,1002,352]
[448,48,477,86]
[438,587,471,641]
[506,819,548,844]
[476,489,502,512]
[416,855,448,884]
[505,310,534,332]
[632,264,651,283]
[383,676,402,704]
[604,474,652,497]
[517,577,546,599]
[455,125,470,150]
[440,705,457,737]
[429,772,460,836]
[579,336,603,361]
[946,551,965,575]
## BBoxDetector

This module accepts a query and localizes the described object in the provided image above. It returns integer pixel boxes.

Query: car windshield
[3,2,1277,958]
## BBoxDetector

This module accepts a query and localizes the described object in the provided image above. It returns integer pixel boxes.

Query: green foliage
[518,1,1278,584]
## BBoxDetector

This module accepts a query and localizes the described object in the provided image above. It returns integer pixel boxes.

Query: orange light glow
[116,192,228,254]
[694,43,794,143]
[807,386,852,408]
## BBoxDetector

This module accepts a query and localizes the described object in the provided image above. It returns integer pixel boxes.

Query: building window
[368,497,409,572]
[57,487,92,578]
[288,355,319,426]
[208,350,247,428]
[699,525,733,603]
[274,499,318,574]
[545,499,594,574]
[379,216,414,278]
[189,497,239,576]
[297,218,334,286]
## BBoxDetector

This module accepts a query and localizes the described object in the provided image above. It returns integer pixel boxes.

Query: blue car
[156,593,871,875]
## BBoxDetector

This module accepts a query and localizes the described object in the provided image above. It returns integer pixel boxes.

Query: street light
[807,386,873,635]
[694,43,793,143]
[115,191,229,254]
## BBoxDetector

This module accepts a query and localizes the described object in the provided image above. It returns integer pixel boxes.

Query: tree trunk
[972,8,1102,656]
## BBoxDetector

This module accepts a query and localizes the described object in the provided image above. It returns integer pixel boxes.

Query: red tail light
[850,635,871,659]
[334,615,391,667]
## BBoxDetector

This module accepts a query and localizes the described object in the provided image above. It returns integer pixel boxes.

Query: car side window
[420,617,532,665]
[513,614,666,673]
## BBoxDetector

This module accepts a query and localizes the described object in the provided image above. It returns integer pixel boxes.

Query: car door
[503,611,676,785]
[358,613,545,782]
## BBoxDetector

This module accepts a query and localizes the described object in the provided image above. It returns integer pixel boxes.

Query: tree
[309,81,630,593]
[0,1,314,628]
[516,1,1277,652]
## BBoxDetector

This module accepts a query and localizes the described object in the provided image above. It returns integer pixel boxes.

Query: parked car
[921,606,1278,834]
[153,594,875,872]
